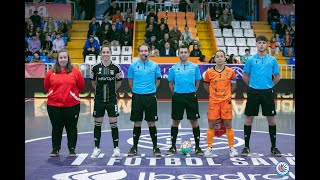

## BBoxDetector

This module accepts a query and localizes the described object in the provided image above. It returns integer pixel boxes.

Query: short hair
[138,43,150,52]
[245,48,249,52]
[256,35,268,42]
[178,45,189,52]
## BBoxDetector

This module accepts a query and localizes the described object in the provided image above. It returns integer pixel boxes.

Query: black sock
[269,125,276,148]
[149,126,158,148]
[110,122,119,148]
[94,122,102,148]
[171,126,179,148]
[133,126,141,148]
[192,126,200,148]
[244,125,252,148]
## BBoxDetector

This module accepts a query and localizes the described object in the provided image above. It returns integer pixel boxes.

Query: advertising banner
[25,3,72,21]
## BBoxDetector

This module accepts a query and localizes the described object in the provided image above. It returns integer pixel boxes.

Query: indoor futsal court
[25,98,295,180]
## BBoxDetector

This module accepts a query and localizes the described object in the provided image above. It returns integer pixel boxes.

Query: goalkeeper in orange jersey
[203,50,238,157]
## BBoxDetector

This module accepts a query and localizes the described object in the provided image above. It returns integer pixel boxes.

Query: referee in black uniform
[90,45,122,158]
[127,43,162,157]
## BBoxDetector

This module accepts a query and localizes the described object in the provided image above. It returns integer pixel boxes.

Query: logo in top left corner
[276,162,289,177]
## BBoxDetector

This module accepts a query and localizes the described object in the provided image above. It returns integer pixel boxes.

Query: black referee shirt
[90,62,122,102]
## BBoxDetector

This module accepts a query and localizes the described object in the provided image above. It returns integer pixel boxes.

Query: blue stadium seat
[289,57,295,65]
[41,21,45,30]
[61,37,67,45]
[56,20,60,28]
[49,58,55,63]
[288,15,295,23]
[283,47,295,57]
[280,14,287,21]
[40,56,49,63]
[25,37,32,43]
[28,56,34,63]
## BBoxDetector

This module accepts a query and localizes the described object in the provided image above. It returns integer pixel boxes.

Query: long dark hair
[52,49,73,73]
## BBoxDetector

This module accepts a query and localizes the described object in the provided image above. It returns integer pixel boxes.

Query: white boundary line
[25,128,295,143]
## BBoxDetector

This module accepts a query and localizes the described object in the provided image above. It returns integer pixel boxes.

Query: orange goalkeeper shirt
[203,66,236,103]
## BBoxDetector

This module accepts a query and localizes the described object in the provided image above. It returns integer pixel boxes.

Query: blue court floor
[25,99,295,180]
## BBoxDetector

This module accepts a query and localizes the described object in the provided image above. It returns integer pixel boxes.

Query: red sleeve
[75,68,85,92]
[44,70,52,93]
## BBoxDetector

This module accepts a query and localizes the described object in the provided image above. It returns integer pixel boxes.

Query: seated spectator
[208,55,215,63]
[160,42,176,56]
[123,8,133,20]
[267,5,280,25]
[40,35,53,57]
[113,17,123,31]
[100,16,112,32]
[34,26,44,42]
[43,17,58,35]
[274,33,282,51]
[121,27,132,46]
[224,4,234,21]
[30,52,43,63]
[157,24,168,42]
[268,37,279,57]
[228,54,239,64]
[147,35,160,50]
[103,0,120,18]
[99,24,112,46]
[112,10,123,23]
[82,36,100,61]
[287,21,295,48]
[241,49,251,64]
[52,33,65,53]
[190,44,203,57]
[158,18,169,32]
[210,3,222,21]
[219,9,232,30]
[58,21,70,40]
[276,18,287,38]
[146,16,158,32]
[159,33,174,50]
[197,55,206,64]
[27,33,41,57]
[178,34,188,47]
[109,24,121,45]
[169,25,182,48]
[149,45,160,57]
[146,8,158,23]
[182,26,193,46]
[282,30,292,47]
[25,24,35,38]
[123,17,134,31]
[87,17,101,38]
[145,24,157,43]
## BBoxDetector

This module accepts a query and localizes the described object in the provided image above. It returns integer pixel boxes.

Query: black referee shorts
[130,93,158,122]
[171,92,200,120]
[93,100,119,118]
[244,88,276,116]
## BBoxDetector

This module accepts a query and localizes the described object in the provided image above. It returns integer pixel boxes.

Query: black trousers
[47,104,80,151]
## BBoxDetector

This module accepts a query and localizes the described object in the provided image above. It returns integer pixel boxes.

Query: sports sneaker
[195,147,204,156]
[229,147,238,157]
[204,147,212,156]
[69,148,77,157]
[241,147,250,157]
[91,147,101,158]
[153,147,161,157]
[112,147,121,157]
[271,147,282,157]
[128,146,137,157]
[50,149,59,157]
[166,146,177,155]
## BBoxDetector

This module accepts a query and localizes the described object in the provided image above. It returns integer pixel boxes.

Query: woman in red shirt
[44,49,85,157]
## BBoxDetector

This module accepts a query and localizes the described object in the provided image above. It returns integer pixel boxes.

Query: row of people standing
[45,36,282,157]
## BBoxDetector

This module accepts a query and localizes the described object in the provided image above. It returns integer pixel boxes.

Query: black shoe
[69,148,77,156]
[241,147,250,157]
[153,147,161,157]
[166,146,177,155]
[50,149,59,157]
[195,147,204,156]
[128,146,138,157]
[271,147,282,157]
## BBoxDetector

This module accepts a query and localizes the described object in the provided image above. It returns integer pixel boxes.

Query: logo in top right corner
[276,162,289,177]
